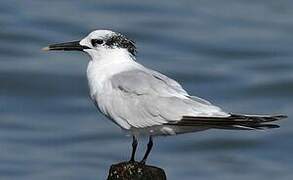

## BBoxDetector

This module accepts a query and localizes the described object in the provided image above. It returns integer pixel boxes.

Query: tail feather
[167,114,287,130]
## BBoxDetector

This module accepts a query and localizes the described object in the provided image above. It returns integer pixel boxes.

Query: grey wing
[148,68,213,105]
[104,69,229,129]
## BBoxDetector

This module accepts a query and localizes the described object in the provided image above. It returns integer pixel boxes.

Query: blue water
[0,0,293,179]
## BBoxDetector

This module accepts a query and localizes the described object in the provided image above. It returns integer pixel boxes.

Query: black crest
[105,33,137,56]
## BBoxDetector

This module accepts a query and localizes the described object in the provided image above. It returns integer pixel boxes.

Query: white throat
[89,48,134,62]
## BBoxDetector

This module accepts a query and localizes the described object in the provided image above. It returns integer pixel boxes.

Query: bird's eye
[91,39,104,47]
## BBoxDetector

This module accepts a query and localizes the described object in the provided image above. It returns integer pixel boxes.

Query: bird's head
[43,30,137,60]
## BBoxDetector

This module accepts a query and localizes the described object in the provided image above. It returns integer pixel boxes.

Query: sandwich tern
[43,30,286,164]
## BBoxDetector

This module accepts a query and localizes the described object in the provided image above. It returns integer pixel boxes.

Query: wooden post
[107,161,167,180]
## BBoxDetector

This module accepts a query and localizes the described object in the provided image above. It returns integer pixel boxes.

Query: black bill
[42,40,90,51]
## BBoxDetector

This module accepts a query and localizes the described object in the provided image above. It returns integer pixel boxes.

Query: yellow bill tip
[42,46,50,51]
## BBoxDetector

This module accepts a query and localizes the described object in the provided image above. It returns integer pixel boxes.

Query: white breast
[87,60,131,98]
[86,49,139,130]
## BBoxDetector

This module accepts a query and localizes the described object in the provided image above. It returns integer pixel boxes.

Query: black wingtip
[254,124,280,129]
[170,114,286,130]
[274,115,288,119]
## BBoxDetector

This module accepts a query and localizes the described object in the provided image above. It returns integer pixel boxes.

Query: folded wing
[103,69,229,129]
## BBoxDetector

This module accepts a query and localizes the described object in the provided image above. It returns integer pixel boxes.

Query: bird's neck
[86,49,138,98]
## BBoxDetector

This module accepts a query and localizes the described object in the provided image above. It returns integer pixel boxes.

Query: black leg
[140,136,153,164]
[130,136,138,162]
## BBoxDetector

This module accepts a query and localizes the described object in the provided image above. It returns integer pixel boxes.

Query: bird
[43,29,287,164]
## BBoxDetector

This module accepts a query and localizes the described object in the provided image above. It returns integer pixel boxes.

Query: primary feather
[170,114,286,130]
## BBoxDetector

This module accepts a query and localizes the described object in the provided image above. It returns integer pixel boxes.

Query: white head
[43,30,137,61]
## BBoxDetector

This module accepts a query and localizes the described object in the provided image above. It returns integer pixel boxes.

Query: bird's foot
[140,159,146,165]
[128,159,135,163]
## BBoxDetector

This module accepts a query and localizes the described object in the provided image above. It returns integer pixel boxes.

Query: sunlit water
[0,0,293,180]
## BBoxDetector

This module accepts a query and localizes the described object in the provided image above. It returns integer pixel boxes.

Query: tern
[43,30,286,164]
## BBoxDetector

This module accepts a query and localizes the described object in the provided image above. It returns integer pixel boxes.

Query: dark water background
[1,0,293,179]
